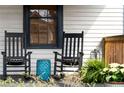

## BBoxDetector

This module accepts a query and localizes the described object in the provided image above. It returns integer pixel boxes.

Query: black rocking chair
[1,31,32,80]
[53,31,84,76]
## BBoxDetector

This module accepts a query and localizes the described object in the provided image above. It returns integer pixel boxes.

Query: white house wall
[64,5,123,62]
[0,5,123,75]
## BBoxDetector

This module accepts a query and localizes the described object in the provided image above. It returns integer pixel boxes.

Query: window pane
[30,9,56,18]
[30,22,39,44]
[30,9,48,17]
[30,10,40,17]
[48,10,56,17]
[39,10,48,17]
[30,19,48,44]
[30,18,56,45]
[38,18,48,44]
[30,5,57,46]
[48,19,56,44]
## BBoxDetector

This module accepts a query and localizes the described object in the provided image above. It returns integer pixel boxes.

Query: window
[23,5,63,49]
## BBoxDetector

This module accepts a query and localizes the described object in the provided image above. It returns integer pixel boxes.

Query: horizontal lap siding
[63,5,123,62]
[0,5,123,75]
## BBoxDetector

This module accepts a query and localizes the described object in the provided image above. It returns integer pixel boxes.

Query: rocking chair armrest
[78,52,84,56]
[53,51,62,56]
[26,52,32,56]
[1,51,6,56]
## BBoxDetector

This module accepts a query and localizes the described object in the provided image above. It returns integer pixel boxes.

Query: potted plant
[80,59,105,87]
[101,63,124,87]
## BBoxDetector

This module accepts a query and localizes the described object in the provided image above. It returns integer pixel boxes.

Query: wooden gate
[103,35,124,65]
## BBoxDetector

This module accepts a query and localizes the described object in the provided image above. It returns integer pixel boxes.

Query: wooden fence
[103,35,124,65]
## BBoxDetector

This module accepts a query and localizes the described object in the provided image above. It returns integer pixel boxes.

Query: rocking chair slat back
[62,32,84,58]
[77,37,80,56]
[5,31,26,58]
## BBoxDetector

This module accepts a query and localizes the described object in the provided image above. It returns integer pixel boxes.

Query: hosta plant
[101,63,124,83]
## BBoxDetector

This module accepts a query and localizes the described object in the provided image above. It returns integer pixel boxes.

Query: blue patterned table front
[36,59,51,81]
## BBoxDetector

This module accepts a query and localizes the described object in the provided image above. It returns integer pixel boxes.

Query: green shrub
[102,63,124,82]
[80,59,105,85]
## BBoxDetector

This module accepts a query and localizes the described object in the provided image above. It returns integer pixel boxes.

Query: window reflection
[30,18,56,44]
[30,9,56,18]
[30,6,57,45]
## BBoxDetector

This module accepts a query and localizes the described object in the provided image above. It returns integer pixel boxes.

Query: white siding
[64,5,123,61]
[0,5,123,75]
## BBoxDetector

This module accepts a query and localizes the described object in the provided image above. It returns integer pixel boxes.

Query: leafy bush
[80,59,105,85]
[101,63,124,82]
